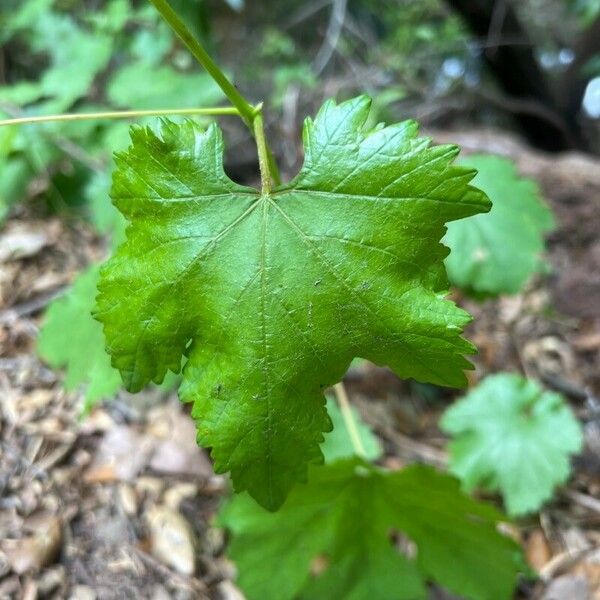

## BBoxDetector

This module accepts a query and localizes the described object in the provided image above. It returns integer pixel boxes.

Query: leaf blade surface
[96,96,489,508]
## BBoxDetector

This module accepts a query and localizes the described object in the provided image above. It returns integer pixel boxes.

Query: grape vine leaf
[38,265,123,413]
[321,397,382,463]
[95,95,490,509]
[443,155,554,296]
[219,459,523,600]
[441,373,583,516]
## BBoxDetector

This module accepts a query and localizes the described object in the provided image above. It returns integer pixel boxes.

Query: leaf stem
[253,113,272,194]
[0,107,241,127]
[334,382,367,458]
[148,0,255,127]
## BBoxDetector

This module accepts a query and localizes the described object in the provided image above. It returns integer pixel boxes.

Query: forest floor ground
[1,127,600,600]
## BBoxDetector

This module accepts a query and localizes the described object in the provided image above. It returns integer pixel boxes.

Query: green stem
[253,113,272,194]
[334,382,367,458]
[148,0,282,186]
[148,0,255,127]
[0,107,241,127]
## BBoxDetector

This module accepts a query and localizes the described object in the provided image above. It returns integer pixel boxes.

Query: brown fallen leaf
[147,404,213,477]
[84,425,155,483]
[0,223,50,263]
[526,529,553,572]
[118,483,138,516]
[217,580,246,600]
[70,584,97,600]
[572,548,600,599]
[572,329,600,352]
[1,514,62,575]
[146,505,196,576]
[83,463,118,484]
[542,574,589,600]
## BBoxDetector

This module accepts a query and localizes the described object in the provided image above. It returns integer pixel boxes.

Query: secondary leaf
[38,265,122,413]
[219,459,522,600]
[443,155,554,296]
[441,373,583,516]
[321,396,382,463]
[95,95,489,509]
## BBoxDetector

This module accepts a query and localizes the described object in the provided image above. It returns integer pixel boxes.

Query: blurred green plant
[363,0,467,93]
[0,0,223,229]
[443,155,555,297]
[37,264,123,414]
[441,373,583,516]
[219,400,523,600]
[567,0,600,26]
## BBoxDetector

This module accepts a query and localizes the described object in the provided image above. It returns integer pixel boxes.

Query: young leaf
[443,155,554,296]
[38,265,122,413]
[219,459,522,600]
[441,373,583,516]
[321,396,382,463]
[95,95,490,509]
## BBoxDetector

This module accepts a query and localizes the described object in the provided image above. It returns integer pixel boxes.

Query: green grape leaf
[38,265,122,413]
[321,396,382,463]
[443,155,554,296]
[441,373,583,516]
[219,459,522,600]
[95,95,489,509]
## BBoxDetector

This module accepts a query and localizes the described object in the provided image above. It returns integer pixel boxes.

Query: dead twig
[132,547,208,597]
[381,427,448,468]
[0,286,67,324]
[563,489,600,515]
